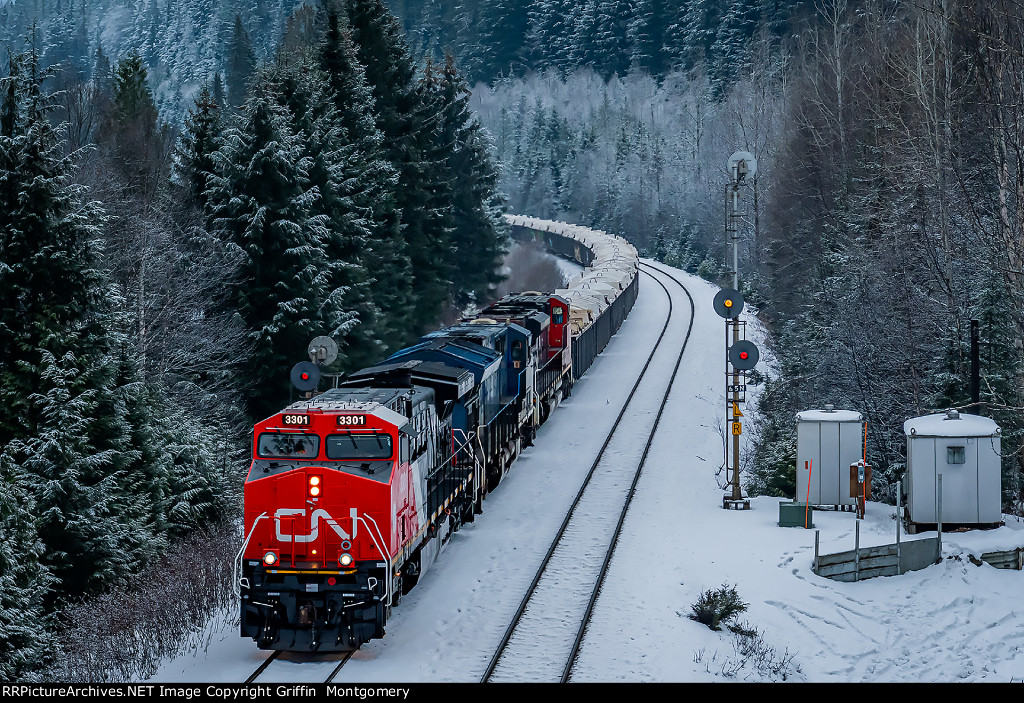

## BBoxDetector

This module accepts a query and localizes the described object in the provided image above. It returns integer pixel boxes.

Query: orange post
[804,459,812,528]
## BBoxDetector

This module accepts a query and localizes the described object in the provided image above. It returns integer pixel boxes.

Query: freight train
[236,216,639,651]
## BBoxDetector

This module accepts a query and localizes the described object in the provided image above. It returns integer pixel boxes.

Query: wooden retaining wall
[813,536,940,582]
[815,540,1023,581]
[975,547,1024,570]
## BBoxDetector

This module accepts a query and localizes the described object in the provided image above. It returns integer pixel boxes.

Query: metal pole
[814,529,820,573]
[731,186,740,291]
[854,520,861,582]
[937,473,943,561]
[731,319,741,501]
[970,320,980,412]
[896,478,902,575]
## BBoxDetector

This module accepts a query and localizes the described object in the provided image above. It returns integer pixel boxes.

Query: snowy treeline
[0,0,507,680]
[469,1,1024,515]
[0,0,311,121]
[471,63,784,271]
[391,0,805,89]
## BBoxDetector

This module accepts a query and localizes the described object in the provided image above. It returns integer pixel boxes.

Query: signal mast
[716,152,760,510]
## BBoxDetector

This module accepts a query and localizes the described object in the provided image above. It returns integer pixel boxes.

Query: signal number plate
[336,415,367,427]
[282,414,311,426]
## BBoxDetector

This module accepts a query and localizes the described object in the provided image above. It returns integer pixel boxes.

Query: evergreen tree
[0,46,153,602]
[319,2,410,355]
[424,55,508,306]
[226,14,256,111]
[629,0,671,75]
[524,0,575,71]
[0,449,54,680]
[456,0,529,84]
[342,0,453,336]
[266,57,371,368]
[175,82,222,211]
[207,78,336,419]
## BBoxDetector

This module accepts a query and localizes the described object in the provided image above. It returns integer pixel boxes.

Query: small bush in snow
[693,621,801,681]
[690,584,747,631]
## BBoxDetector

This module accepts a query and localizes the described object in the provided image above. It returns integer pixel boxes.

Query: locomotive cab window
[553,306,564,325]
[257,433,320,458]
[326,432,393,460]
[947,446,966,464]
[511,340,524,363]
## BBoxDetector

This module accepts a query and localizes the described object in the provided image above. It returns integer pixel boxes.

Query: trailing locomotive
[237,217,638,652]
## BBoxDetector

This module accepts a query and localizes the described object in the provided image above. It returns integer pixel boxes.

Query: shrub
[690,584,748,631]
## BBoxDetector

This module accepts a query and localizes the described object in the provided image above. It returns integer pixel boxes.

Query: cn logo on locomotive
[274,507,359,542]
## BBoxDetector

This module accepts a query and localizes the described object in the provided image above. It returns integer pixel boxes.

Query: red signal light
[740,351,749,360]
[301,372,309,380]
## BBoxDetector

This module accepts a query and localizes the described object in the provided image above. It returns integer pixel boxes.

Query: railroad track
[244,649,355,684]
[480,263,695,683]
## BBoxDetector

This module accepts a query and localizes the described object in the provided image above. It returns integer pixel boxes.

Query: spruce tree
[207,77,336,419]
[425,55,508,307]
[319,4,411,356]
[226,14,256,111]
[342,0,453,337]
[524,0,575,71]
[266,57,370,368]
[0,449,54,680]
[175,82,222,211]
[0,46,153,603]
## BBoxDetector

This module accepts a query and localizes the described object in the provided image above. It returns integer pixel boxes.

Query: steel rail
[481,265,692,682]
[560,262,695,682]
[244,647,355,684]
[244,650,280,683]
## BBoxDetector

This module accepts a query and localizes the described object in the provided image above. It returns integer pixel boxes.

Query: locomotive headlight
[339,553,353,567]
[308,475,322,498]
[263,551,278,566]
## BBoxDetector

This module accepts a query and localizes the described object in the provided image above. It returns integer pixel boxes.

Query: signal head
[291,361,321,392]
[713,288,745,319]
[729,340,760,370]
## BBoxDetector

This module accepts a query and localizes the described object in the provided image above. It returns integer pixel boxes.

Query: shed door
[820,422,840,504]
[938,438,978,523]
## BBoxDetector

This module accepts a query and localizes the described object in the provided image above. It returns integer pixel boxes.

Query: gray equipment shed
[904,410,1001,526]
[796,407,864,506]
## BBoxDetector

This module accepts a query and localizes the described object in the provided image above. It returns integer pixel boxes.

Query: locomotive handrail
[451,428,481,470]
[236,512,268,591]
[353,513,393,607]
[483,368,525,429]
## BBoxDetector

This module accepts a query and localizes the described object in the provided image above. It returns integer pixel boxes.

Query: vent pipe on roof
[946,408,960,420]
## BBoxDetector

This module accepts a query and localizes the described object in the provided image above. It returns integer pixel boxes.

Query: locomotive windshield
[326,432,393,461]
[257,432,320,458]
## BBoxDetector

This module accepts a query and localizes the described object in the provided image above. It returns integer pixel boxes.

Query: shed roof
[796,409,863,422]
[904,412,1000,437]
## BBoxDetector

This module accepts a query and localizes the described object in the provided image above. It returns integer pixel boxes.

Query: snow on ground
[151,261,1024,684]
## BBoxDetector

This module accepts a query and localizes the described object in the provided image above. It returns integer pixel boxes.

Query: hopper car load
[237,216,638,651]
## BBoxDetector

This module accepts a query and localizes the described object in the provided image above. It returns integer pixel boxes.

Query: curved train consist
[237,216,639,651]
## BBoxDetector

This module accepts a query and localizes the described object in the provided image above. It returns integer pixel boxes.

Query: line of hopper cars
[237,216,639,651]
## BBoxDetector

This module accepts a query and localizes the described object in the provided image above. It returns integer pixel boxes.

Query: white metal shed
[904,410,1001,526]
[796,407,864,506]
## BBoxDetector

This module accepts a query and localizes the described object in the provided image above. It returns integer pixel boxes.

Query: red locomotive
[237,221,638,652]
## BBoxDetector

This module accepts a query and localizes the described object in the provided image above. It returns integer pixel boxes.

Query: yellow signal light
[724,299,733,307]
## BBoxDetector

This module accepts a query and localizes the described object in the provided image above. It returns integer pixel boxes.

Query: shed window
[947,446,966,464]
